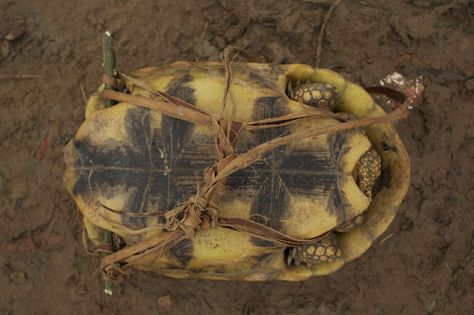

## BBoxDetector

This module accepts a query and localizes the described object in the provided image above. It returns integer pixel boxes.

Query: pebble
[10,181,29,199]
[0,40,10,59]
[464,78,474,91]
[158,295,173,312]
[9,271,28,285]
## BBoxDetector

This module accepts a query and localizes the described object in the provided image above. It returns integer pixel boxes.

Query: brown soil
[1,0,473,314]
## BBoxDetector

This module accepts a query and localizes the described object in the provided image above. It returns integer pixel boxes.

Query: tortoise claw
[287,80,294,99]
[286,250,294,266]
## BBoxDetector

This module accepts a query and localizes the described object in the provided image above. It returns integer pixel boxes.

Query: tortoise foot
[286,233,342,268]
[354,148,382,200]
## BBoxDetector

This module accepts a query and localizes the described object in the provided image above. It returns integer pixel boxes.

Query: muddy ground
[0,0,473,314]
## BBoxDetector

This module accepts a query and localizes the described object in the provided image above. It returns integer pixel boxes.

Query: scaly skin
[287,80,338,110]
[287,233,342,268]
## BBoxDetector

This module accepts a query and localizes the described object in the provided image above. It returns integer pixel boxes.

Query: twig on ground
[377,232,395,246]
[0,74,44,79]
[316,0,342,68]
[100,31,117,295]
[102,31,117,108]
[80,82,88,103]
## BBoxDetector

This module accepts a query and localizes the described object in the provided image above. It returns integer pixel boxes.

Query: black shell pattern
[70,64,351,232]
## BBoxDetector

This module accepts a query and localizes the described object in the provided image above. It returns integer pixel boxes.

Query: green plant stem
[102,31,117,108]
[101,31,117,295]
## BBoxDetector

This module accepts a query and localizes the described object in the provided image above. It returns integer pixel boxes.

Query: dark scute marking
[169,238,194,267]
[212,266,227,274]
[72,106,163,228]
[72,171,89,197]
[255,252,274,263]
[157,214,167,225]
[122,107,154,227]
[251,175,289,230]
[280,152,335,171]
[70,106,164,228]
[160,115,194,169]
[74,134,146,169]
[167,170,202,207]
[166,73,196,106]
[327,133,348,219]
[225,170,263,195]
[66,140,82,170]
[327,186,345,219]
[173,135,216,169]
[253,96,289,120]
[161,73,200,209]
[237,100,352,231]
[246,96,292,230]
[250,237,279,248]
[163,72,197,170]
[280,172,336,195]
[328,133,347,162]
[88,169,170,229]
[372,166,392,196]
[73,106,160,169]
[248,69,279,90]
[71,103,214,229]
[126,106,152,163]
[382,140,398,153]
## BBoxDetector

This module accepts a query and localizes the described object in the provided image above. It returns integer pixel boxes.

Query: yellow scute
[188,228,262,268]
[282,194,337,238]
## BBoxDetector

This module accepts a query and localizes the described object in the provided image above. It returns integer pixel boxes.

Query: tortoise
[64,61,410,281]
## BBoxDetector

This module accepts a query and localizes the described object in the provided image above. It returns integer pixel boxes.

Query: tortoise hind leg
[335,148,381,233]
[286,232,342,268]
[354,148,382,200]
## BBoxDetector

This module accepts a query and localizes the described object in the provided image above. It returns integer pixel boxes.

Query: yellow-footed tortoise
[64,61,410,281]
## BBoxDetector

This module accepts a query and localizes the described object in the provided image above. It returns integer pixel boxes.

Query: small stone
[4,18,25,41]
[320,255,328,262]
[9,271,28,285]
[158,294,173,312]
[465,78,474,91]
[317,301,331,315]
[7,236,36,253]
[10,181,29,199]
[77,283,88,296]
[0,40,10,59]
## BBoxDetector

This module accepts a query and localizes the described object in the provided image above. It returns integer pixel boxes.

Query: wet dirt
[0,0,473,314]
